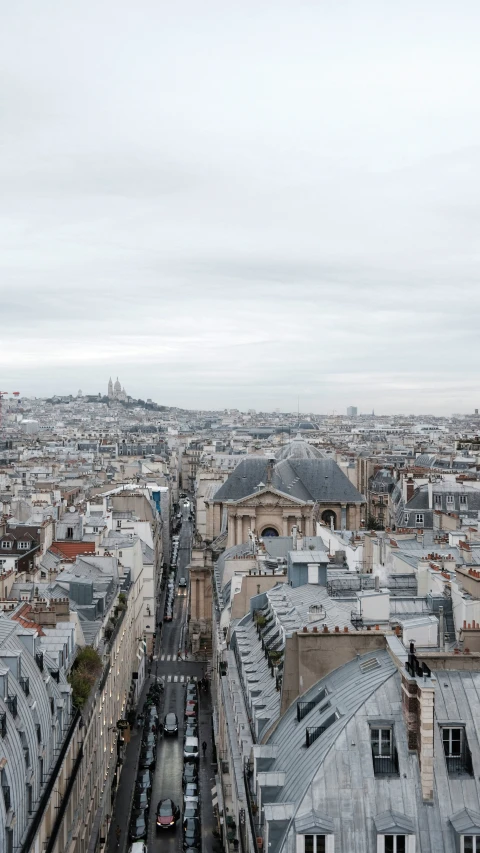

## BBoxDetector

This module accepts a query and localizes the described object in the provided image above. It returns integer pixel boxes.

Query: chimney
[401,663,435,802]
[427,481,433,510]
[406,477,414,502]
[374,575,380,592]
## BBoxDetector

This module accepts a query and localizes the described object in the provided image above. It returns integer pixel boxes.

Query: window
[446,495,455,506]
[403,513,409,525]
[372,727,392,756]
[370,725,399,775]
[434,495,442,508]
[1,541,12,550]
[93,527,98,533]
[27,783,33,814]
[66,527,73,539]
[442,726,473,775]
[384,838,406,853]
[305,837,326,853]
[463,837,480,853]
[460,495,468,507]
[415,514,424,526]
[18,541,30,550]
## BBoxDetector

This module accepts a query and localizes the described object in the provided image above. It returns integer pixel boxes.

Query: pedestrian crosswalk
[161,653,181,661]
[162,674,198,683]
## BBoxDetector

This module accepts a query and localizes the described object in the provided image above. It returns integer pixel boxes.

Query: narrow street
[107,499,217,853]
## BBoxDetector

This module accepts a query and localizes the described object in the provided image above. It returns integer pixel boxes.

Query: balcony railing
[2,784,11,812]
[445,742,473,776]
[35,652,44,672]
[372,746,399,776]
[19,677,29,696]
[6,695,17,718]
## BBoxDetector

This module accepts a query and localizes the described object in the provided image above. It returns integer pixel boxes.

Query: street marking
[180,675,184,683]
[161,654,165,661]
[167,675,172,682]
[174,675,178,682]
[166,654,171,661]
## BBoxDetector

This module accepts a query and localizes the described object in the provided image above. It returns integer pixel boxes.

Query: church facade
[204,437,366,546]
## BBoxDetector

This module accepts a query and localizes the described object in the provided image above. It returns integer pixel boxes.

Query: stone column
[227,512,236,548]
[213,503,221,539]
[282,513,289,537]
[296,516,303,534]
[236,513,243,544]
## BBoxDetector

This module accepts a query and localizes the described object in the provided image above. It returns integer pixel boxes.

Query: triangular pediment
[232,486,307,508]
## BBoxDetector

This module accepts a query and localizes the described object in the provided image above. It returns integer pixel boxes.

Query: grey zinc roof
[374,810,415,834]
[450,807,480,834]
[213,457,364,504]
[275,435,325,461]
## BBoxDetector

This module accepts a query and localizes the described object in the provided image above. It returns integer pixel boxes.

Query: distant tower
[114,377,121,398]
[108,377,113,398]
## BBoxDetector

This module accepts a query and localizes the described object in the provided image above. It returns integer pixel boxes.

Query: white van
[183,736,199,760]
[129,843,147,853]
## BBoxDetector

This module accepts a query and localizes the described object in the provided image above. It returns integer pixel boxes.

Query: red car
[184,700,198,719]
[156,798,180,829]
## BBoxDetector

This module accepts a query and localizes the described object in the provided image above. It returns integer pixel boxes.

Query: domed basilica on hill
[107,377,128,402]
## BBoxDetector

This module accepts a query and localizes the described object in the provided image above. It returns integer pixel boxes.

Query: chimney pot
[375,625,379,630]
[334,626,339,633]
[303,626,308,632]
[323,625,329,633]
[465,647,470,654]
[344,626,348,632]
[312,626,318,632]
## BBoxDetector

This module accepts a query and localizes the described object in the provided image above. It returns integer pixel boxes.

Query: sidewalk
[106,676,152,853]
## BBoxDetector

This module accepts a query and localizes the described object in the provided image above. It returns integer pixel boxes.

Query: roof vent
[359,657,380,673]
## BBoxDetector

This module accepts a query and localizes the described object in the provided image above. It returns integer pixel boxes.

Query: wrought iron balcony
[6,695,17,718]
[372,746,399,776]
[2,784,11,812]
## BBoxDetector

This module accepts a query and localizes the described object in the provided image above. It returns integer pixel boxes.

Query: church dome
[275,433,325,461]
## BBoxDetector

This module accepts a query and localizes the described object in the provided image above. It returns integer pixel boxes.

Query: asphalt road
[108,498,216,853]
[147,501,192,853]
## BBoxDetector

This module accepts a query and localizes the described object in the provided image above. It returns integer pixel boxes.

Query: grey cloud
[1,0,479,412]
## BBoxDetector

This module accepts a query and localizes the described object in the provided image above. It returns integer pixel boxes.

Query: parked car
[132,788,150,812]
[128,843,147,853]
[183,817,201,849]
[186,683,197,700]
[185,701,198,719]
[184,737,199,761]
[178,577,187,587]
[142,732,157,750]
[135,770,152,799]
[156,798,180,829]
[184,722,198,740]
[139,745,156,771]
[129,808,148,841]
[182,762,199,788]
[165,610,173,622]
[183,802,200,820]
[183,782,199,804]
[164,712,178,735]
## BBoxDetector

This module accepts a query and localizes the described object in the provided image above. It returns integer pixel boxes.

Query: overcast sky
[1,1,479,414]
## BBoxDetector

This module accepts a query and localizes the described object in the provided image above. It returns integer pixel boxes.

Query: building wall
[279,630,389,717]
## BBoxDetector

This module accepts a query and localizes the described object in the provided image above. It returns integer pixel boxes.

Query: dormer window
[370,724,399,776]
[460,495,468,508]
[295,812,334,853]
[446,495,455,507]
[1,541,12,550]
[441,726,473,776]
[463,838,480,853]
[375,812,415,852]
[18,541,30,550]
